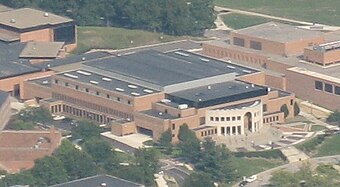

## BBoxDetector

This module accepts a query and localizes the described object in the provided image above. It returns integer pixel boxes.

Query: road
[236,155,340,187]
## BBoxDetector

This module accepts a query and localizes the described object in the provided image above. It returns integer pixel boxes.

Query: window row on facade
[200,129,217,137]
[233,37,262,50]
[315,80,340,96]
[263,115,279,124]
[52,93,134,120]
[54,79,133,105]
[205,48,266,66]
[210,116,241,122]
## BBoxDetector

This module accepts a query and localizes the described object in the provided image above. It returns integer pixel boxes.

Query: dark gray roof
[141,109,178,119]
[57,70,158,97]
[0,42,40,79]
[167,81,268,108]
[34,51,112,69]
[0,90,9,105]
[50,175,144,187]
[83,50,257,87]
[28,76,52,88]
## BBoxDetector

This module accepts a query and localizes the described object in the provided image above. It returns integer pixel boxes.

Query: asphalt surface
[165,168,189,187]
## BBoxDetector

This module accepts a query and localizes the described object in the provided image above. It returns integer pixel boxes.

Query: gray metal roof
[83,50,257,88]
[35,51,112,69]
[0,8,72,30]
[57,70,158,97]
[0,90,9,105]
[50,175,144,187]
[168,81,267,103]
[0,42,40,79]
[28,76,52,88]
[235,22,323,43]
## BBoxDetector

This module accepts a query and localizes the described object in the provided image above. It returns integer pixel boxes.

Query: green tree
[178,124,201,162]
[134,148,159,185]
[31,156,68,186]
[294,102,300,116]
[2,171,37,187]
[158,129,172,153]
[183,172,214,187]
[72,120,101,140]
[327,111,340,125]
[83,138,113,164]
[54,140,97,180]
[280,104,289,118]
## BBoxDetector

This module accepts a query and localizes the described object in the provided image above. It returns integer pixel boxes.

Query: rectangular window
[290,99,293,105]
[106,94,110,99]
[263,104,267,112]
[237,116,241,120]
[210,117,214,121]
[200,117,205,125]
[315,81,323,90]
[55,79,58,84]
[215,117,219,121]
[250,40,262,50]
[117,97,120,101]
[96,91,100,96]
[76,85,79,90]
[128,100,131,105]
[172,124,175,130]
[325,83,333,93]
[335,86,340,95]
[65,82,69,87]
[85,88,89,93]
[232,117,236,121]
[221,117,225,121]
[226,117,230,121]
[233,37,245,47]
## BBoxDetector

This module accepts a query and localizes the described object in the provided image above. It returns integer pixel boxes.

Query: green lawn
[232,157,284,178]
[316,135,340,157]
[76,27,183,53]
[214,0,340,26]
[222,13,270,30]
[311,125,327,132]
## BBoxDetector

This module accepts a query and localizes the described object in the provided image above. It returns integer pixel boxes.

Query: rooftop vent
[175,51,189,57]
[242,69,252,73]
[42,80,49,84]
[90,80,99,85]
[76,70,91,76]
[267,88,271,92]
[159,112,163,116]
[64,73,78,79]
[201,58,210,62]
[251,84,255,87]
[115,88,124,92]
[128,85,138,89]
[161,99,171,103]
[81,57,86,61]
[131,92,140,96]
[100,183,107,187]
[178,104,188,110]
[102,77,112,82]
[143,89,153,93]
[47,64,51,68]
[207,85,211,90]
[10,19,16,23]
[44,12,49,17]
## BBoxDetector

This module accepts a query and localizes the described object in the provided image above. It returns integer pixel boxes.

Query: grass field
[311,125,327,132]
[315,135,340,157]
[214,0,340,26]
[76,27,183,53]
[222,13,270,29]
[232,157,284,178]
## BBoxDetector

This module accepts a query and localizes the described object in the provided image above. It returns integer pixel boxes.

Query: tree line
[0,0,215,36]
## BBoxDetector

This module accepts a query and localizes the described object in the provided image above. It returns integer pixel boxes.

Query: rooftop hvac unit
[178,104,188,110]
[161,99,171,103]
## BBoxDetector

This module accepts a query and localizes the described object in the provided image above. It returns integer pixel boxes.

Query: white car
[245,175,257,183]
[53,115,65,121]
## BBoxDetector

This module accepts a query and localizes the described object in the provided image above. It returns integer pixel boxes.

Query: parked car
[245,175,257,183]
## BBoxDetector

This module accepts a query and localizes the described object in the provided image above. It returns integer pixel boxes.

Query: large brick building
[203,22,340,111]
[25,50,295,141]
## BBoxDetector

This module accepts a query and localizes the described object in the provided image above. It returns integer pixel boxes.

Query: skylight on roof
[76,70,91,76]
[102,77,112,82]
[115,88,124,92]
[143,89,153,93]
[131,92,140,96]
[175,51,189,57]
[128,85,138,89]
[90,80,99,85]
[64,73,78,79]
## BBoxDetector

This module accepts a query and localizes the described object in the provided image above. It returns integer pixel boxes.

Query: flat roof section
[0,90,9,105]
[28,76,52,88]
[0,32,19,42]
[83,50,257,88]
[51,175,144,187]
[141,109,178,120]
[0,4,12,12]
[0,42,40,79]
[20,42,64,58]
[57,70,159,97]
[0,8,73,30]
[34,51,112,69]
[235,22,323,43]
[168,81,268,108]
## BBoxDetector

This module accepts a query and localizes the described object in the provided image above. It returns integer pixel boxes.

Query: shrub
[296,135,325,154]
[233,149,287,161]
